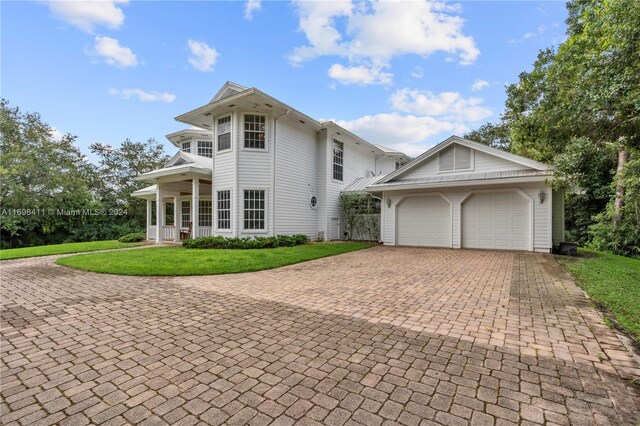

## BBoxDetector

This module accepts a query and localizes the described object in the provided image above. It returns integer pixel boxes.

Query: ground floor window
[165,202,174,226]
[181,200,191,228]
[243,189,265,230]
[150,201,157,226]
[199,200,212,227]
[217,190,231,229]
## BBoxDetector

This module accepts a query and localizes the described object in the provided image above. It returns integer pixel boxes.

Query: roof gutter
[365,175,551,193]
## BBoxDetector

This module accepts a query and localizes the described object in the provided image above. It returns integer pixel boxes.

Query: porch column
[146,199,152,240]
[192,178,199,239]
[173,196,180,242]
[155,185,163,243]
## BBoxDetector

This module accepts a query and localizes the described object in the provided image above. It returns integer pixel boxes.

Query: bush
[118,232,147,243]
[183,234,309,249]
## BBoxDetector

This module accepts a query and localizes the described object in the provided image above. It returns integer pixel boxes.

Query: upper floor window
[217,190,231,230]
[243,189,265,230]
[244,114,266,149]
[181,141,191,153]
[438,145,472,172]
[217,116,231,151]
[332,140,344,181]
[197,140,213,158]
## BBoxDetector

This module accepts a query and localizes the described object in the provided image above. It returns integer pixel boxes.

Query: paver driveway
[1,247,639,426]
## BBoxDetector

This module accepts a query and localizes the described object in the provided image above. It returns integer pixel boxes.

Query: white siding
[274,116,320,239]
[552,189,565,246]
[397,146,530,181]
[213,112,237,236]
[381,182,552,252]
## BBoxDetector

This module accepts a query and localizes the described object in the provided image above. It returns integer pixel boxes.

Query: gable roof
[210,81,248,103]
[165,150,212,169]
[377,135,549,184]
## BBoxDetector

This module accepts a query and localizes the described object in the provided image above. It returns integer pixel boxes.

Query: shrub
[118,232,147,243]
[183,234,309,249]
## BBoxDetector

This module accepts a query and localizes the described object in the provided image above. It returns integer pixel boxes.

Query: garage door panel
[397,196,451,247]
[462,191,530,250]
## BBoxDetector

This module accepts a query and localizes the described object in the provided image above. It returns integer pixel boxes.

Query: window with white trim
[217,190,231,230]
[439,145,472,172]
[197,140,213,158]
[244,114,266,149]
[151,201,157,226]
[217,116,231,151]
[181,141,191,153]
[199,200,212,227]
[181,200,190,228]
[165,202,174,226]
[332,140,344,181]
[243,190,265,230]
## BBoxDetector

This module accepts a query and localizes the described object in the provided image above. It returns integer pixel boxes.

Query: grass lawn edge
[0,240,148,261]
[55,242,374,277]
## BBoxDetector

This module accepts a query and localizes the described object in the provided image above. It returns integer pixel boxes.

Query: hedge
[117,232,147,243]
[182,234,309,249]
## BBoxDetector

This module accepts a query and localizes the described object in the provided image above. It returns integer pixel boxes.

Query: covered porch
[132,153,214,243]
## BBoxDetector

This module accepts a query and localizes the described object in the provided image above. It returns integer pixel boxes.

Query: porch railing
[163,226,176,240]
[197,228,212,238]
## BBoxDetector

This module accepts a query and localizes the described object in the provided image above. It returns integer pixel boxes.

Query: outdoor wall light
[538,191,545,204]
[386,198,392,208]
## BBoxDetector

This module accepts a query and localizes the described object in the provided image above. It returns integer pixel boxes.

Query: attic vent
[228,104,235,107]
[439,145,472,172]
[204,112,212,116]
[265,103,273,108]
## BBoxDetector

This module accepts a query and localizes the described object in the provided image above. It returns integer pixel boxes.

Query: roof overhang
[175,88,322,131]
[366,175,551,194]
[131,185,157,199]
[134,165,212,183]
[166,128,212,147]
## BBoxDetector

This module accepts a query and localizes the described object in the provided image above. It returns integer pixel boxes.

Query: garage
[461,191,530,250]
[396,195,451,247]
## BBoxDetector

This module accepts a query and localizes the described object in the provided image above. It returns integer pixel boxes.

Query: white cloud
[91,36,137,68]
[471,79,489,91]
[244,0,261,20]
[410,67,424,79]
[187,39,218,72]
[47,0,128,33]
[109,88,176,103]
[509,25,546,44]
[391,88,492,122]
[50,127,64,141]
[290,0,479,85]
[328,64,392,86]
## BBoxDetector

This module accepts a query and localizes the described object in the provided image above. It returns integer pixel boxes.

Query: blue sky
[2,1,567,158]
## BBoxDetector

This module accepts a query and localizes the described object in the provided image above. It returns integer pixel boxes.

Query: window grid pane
[217,116,231,151]
[198,200,212,227]
[217,190,231,229]
[244,114,266,149]
[197,140,213,158]
[181,200,190,228]
[182,142,190,153]
[333,140,344,181]
[243,190,265,230]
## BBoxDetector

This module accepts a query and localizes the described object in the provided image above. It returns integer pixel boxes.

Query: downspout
[272,109,290,236]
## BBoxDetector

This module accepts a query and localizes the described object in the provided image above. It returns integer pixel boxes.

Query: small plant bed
[558,248,640,343]
[56,242,373,276]
[183,234,309,249]
[0,240,145,261]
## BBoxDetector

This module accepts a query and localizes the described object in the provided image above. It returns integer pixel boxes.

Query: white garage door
[462,191,530,250]
[397,195,451,247]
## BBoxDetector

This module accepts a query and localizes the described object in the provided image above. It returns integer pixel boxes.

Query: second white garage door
[397,195,451,247]
[462,191,530,250]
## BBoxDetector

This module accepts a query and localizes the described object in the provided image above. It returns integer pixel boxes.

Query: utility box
[559,242,578,256]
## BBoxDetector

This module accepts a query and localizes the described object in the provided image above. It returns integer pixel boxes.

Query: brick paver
[1,247,639,425]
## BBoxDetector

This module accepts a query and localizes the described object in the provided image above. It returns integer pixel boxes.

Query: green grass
[558,248,640,340]
[56,242,373,276]
[0,240,145,261]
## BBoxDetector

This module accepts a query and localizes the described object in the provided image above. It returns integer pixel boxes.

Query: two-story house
[132,82,410,243]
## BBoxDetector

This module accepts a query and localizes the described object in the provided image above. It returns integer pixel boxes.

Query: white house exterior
[366,136,564,253]
[132,82,409,243]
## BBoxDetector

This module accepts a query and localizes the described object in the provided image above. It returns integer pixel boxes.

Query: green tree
[90,139,170,227]
[0,99,97,247]
[463,122,511,151]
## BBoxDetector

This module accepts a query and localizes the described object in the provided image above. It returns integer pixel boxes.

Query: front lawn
[56,242,373,276]
[0,240,145,261]
[558,248,640,341]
